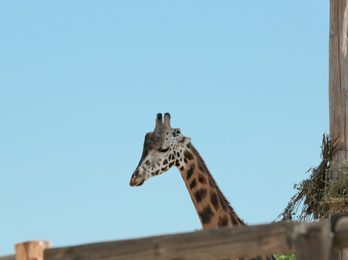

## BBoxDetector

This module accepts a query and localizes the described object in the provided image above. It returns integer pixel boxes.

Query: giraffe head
[130,113,191,187]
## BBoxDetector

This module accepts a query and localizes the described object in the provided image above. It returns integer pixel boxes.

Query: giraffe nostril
[130,176,145,187]
[134,170,140,177]
[130,177,138,187]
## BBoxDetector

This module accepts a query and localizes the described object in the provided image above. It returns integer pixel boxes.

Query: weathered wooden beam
[44,222,294,260]
[15,241,51,260]
[329,0,348,168]
[329,1,348,258]
[0,219,345,260]
[294,222,333,260]
[333,216,348,250]
[0,255,15,260]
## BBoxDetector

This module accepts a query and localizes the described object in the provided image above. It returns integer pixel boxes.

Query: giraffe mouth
[130,177,145,187]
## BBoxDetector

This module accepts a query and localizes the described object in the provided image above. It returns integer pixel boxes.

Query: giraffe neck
[176,142,245,230]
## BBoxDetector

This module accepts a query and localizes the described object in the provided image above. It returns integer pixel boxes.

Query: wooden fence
[1,215,348,260]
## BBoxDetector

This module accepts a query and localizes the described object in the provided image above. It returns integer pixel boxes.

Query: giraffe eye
[158,147,169,153]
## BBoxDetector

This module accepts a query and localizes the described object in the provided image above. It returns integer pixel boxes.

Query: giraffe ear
[179,137,191,146]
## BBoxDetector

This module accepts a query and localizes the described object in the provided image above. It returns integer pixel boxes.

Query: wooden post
[329,0,348,168]
[329,0,348,259]
[294,222,333,260]
[330,216,348,260]
[15,241,51,260]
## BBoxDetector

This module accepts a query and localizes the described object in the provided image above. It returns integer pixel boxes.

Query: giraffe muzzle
[130,176,145,187]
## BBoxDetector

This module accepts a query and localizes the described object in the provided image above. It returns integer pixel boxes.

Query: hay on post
[278,134,346,221]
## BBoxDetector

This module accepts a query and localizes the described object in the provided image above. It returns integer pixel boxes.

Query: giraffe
[130,113,274,259]
[130,113,243,228]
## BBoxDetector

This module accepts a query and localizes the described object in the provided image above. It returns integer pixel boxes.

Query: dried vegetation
[278,134,347,221]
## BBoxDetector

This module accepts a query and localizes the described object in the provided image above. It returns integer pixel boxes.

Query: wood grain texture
[294,222,332,260]
[15,241,51,260]
[333,217,348,250]
[329,0,348,167]
[1,219,347,260]
[329,0,348,258]
[44,222,294,260]
[0,255,15,260]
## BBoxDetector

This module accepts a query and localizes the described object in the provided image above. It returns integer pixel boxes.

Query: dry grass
[278,134,346,221]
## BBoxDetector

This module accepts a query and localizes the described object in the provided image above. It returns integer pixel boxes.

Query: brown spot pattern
[184,150,194,160]
[198,174,207,184]
[210,192,219,211]
[189,179,197,190]
[197,159,205,172]
[218,215,229,227]
[186,163,195,180]
[175,160,180,166]
[194,188,207,203]
[199,205,215,224]
[218,193,227,211]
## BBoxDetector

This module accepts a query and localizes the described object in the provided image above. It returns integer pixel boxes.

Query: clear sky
[0,0,329,256]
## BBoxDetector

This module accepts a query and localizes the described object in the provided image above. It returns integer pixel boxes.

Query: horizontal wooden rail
[0,255,15,260]
[44,222,293,260]
[3,216,348,260]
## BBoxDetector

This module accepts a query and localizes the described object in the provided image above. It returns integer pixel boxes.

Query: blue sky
[0,1,329,256]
